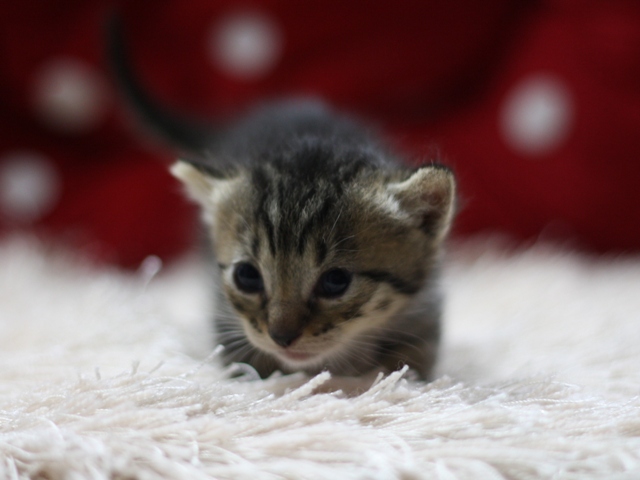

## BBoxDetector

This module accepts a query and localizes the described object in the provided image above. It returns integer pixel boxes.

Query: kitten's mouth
[281,350,314,362]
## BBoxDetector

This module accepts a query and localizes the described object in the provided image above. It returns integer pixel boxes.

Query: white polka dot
[209,11,282,79]
[0,152,61,223]
[500,74,573,157]
[32,58,107,133]
[139,255,163,283]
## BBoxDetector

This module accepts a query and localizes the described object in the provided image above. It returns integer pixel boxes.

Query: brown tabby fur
[108,15,456,379]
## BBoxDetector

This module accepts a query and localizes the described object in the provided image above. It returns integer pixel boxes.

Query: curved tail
[105,14,216,155]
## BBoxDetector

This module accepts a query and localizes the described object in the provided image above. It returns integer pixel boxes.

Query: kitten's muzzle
[268,327,302,348]
[267,305,308,348]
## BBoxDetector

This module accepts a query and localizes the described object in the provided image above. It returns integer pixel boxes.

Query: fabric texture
[1,237,639,479]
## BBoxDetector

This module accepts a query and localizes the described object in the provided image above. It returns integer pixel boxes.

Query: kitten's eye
[315,268,352,298]
[233,262,264,294]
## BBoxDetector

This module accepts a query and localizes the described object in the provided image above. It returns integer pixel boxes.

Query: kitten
[107,16,456,380]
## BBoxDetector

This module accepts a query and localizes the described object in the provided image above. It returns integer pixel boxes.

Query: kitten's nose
[269,328,301,348]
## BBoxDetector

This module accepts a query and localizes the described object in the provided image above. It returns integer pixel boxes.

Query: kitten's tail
[105,14,217,155]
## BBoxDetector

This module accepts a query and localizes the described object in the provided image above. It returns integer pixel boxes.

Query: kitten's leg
[376,320,440,381]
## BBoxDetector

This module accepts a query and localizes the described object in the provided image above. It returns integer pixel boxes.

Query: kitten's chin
[281,350,313,361]
[275,349,325,369]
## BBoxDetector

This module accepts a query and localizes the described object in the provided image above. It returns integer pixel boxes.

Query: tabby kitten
[108,17,456,379]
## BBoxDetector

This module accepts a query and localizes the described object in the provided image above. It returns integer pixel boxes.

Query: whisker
[361,327,427,344]
[220,337,251,350]
[326,206,344,242]
[332,233,354,249]
[226,342,257,362]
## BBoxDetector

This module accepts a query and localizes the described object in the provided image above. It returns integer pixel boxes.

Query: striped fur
[107,18,455,379]
[171,104,455,379]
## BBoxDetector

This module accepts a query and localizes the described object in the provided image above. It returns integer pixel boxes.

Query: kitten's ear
[171,159,240,225]
[388,165,456,240]
[170,159,217,206]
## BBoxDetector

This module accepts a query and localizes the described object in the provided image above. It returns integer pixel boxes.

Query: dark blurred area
[1,0,639,267]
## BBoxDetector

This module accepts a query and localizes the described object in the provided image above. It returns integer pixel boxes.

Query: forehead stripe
[262,212,277,255]
[252,168,278,255]
[316,239,328,265]
[251,235,260,258]
[296,196,333,255]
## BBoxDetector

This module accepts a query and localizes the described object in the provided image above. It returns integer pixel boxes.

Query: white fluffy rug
[1,237,640,479]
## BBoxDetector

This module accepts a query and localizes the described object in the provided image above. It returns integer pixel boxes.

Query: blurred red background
[1,0,639,267]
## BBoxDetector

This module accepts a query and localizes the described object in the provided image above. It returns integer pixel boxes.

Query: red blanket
[1,1,638,266]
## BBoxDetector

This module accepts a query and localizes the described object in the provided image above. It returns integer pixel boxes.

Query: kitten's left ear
[388,165,456,240]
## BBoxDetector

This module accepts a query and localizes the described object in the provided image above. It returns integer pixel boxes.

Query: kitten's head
[172,153,455,371]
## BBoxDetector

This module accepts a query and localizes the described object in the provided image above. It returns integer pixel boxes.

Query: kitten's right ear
[171,159,243,225]
[170,160,216,206]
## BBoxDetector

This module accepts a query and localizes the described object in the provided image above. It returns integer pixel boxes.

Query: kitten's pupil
[316,268,352,298]
[233,263,264,294]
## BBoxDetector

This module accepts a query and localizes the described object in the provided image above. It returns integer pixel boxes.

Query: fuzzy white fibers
[0,236,639,479]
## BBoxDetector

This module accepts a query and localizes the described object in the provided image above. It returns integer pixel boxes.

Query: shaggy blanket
[0,237,639,479]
